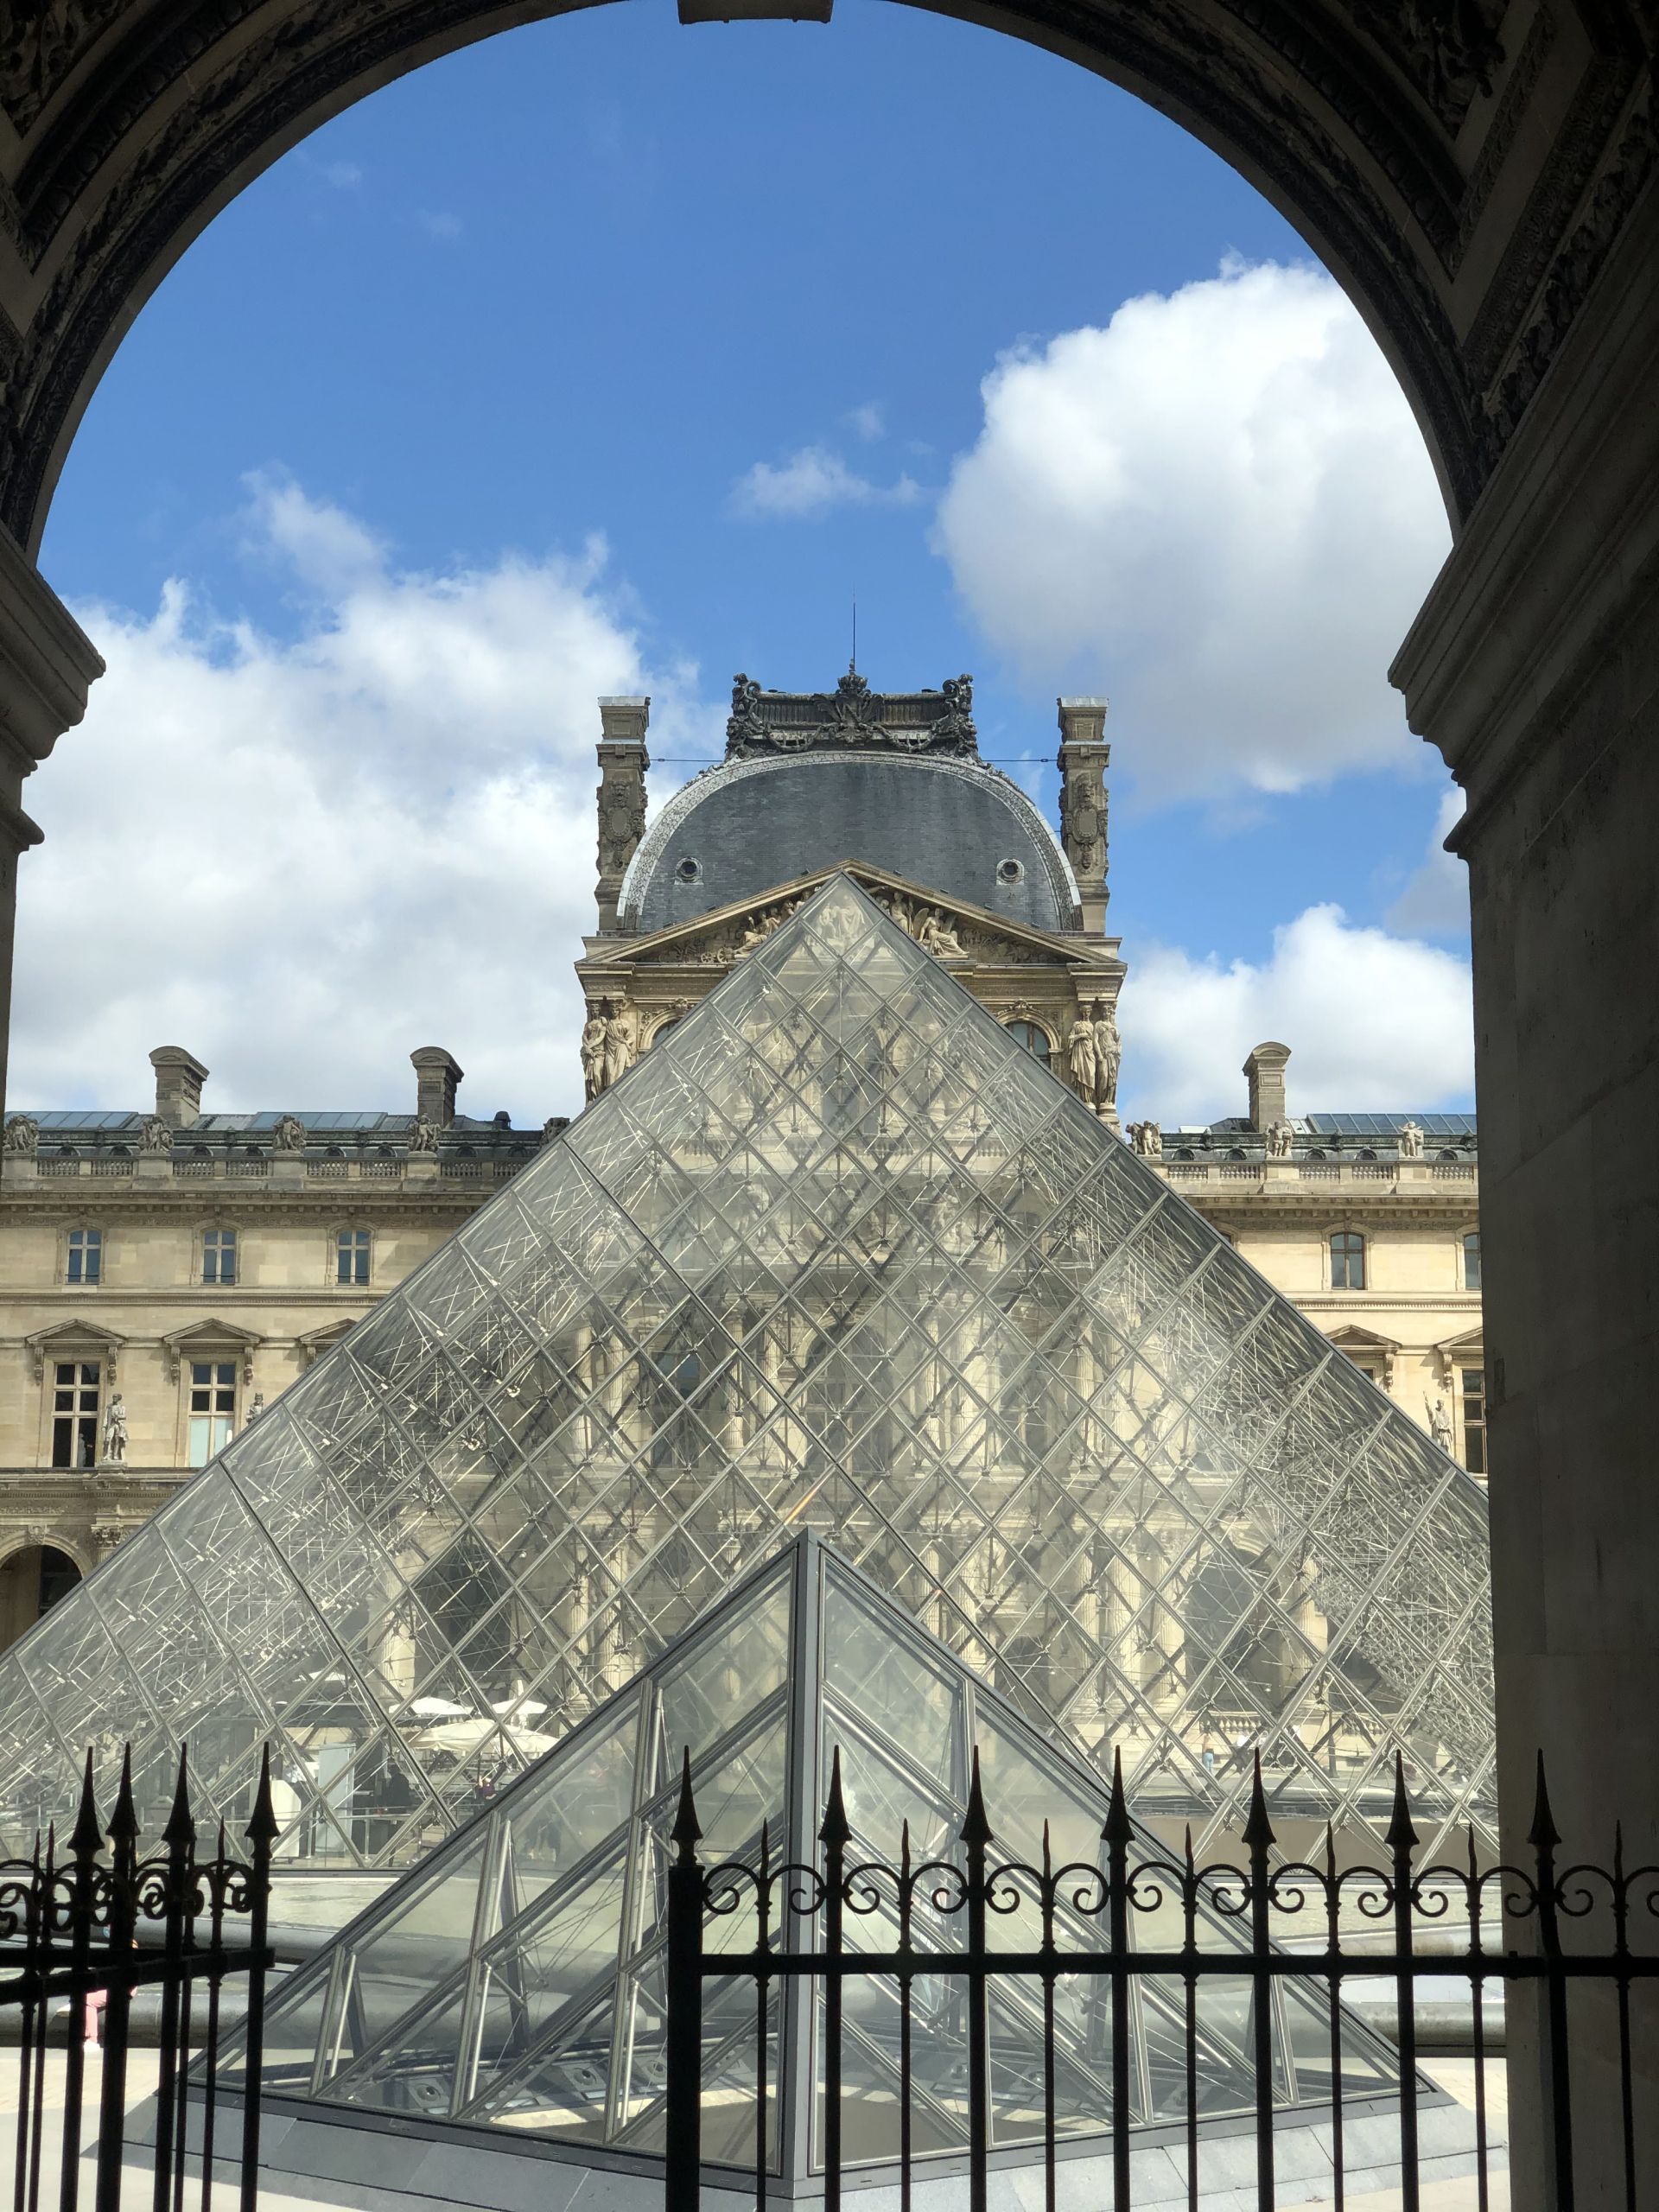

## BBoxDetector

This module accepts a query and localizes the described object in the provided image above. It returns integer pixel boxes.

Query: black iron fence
[0,1747,275,2212]
[662,1748,1658,2212]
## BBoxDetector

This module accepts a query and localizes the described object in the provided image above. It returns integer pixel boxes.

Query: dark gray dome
[623,752,1077,936]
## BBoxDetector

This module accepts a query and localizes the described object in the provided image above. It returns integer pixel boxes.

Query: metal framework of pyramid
[217,1533,1404,2167]
[0,874,1494,1870]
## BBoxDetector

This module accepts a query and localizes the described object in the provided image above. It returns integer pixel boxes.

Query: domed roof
[622,673,1078,936]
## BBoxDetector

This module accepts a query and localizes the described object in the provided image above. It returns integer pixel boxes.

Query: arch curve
[0,0,1580,550]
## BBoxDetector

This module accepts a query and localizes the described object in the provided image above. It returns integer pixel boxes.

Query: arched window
[652,1019,680,1049]
[1462,1230,1481,1290]
[1330,1230,1366,1291]
[1003,1019,1052,1069]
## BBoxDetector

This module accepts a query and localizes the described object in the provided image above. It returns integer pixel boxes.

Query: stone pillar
[410,1046,462,1128]
[594,696,650,932]
[1056,698,1109,933]
[149,1046,207,1127]
[0,528,104,1128]
[1391,181,1659,2209]
[1243,1041,1290,1130]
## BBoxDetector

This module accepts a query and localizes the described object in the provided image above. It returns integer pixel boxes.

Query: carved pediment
[24,1319,125,1385]
[586,863,1098,977]
[162,1318,263,1385]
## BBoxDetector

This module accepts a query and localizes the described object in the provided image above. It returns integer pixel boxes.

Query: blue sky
[19,0,1472,1126]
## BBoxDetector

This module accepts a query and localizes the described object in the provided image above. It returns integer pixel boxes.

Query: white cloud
[935,260,1451,803]
[729,444,921,520]
[321,160,363,189]
[420,210,463,242]
[11,481,714,1123]
[847,402,886,442]
[1388,787,1468,935]
[1119,903,1473,1123]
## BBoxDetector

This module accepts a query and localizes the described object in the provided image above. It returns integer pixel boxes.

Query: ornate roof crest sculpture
[724,669,979,759]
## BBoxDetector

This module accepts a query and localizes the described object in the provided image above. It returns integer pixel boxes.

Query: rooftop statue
[723,670,979,760]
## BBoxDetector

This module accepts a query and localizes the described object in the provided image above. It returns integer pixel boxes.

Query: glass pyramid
[0,874,1494,1868]
[218,1532,1405,2167]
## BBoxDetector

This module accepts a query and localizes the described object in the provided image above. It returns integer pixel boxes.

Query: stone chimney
[410,1046,463,1128]
[149,1046,207,1127]
[595,696,651,932]
[1243,1041,1291,1130]
[1056,698,1109,934]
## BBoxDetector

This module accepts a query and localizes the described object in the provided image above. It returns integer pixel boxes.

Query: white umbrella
[409,1715,558,1758]
[408,1695,472,1719]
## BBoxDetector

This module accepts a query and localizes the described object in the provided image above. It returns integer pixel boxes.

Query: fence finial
[671,1747,702,1860]
[109,1745,138,1847]
[163,1743,195,1847]
[821,1745,853,1851]
[69,1746,103,1859]
[1242,1751,1275,1853]
[1102,1745,1134,1848]
[959,1745,993,1849]
[246,1742,279,1847]
[1386,1753,1419,1856]
[1528,1750,1560,1854]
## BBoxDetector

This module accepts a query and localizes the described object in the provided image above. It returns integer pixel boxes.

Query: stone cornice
[1392,167,1659,837]
[0,516,101,774]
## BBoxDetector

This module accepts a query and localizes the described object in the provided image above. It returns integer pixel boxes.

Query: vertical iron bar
[171,1817,198,2212]
[151,1753,194,2212]
[664,1751,703,2212]
[1103,1749,1134,2212]
[1465,1831,1489,2212]
[1183,1827,1198,2212]
[237,1750,276,2212]
[1243,1756,1276,2212]
[821,1751,850,2212]
[1529,1754,1574,2212]
[92,1754,137,2212]
[1387,1757,1421,2212]
[1325,1824,1344,2212]
[14,1839,41,2212]
[898,1822,912,2212]
[1039,1824,1055,2212]
[753,1821,769,2212]
[961,1750,991,2212]
[1611,1823,1635,2212]
[197,1824,228,2212]
[58,1754,102,2212]
[27,1833,52,2212]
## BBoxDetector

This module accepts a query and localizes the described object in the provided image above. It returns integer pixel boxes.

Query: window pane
[1463,1233,1481,1291]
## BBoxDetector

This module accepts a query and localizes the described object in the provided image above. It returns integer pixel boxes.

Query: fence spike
[899,1817,911,1880]
[671,1747,702,1859]
[1101,1745,1135,1848]
[821,1745,853,1851]
[1042,1817,1052,1885]
[108,1744,138,1847]
[1386,1753,1419,1856]
[163,1742,196,1847]
[1613,1818,1624,1885]
[959,1745,993,1850]
[245,1741,279,1847]
[69,1745,103,1859]
[1527,1750,1560,1854]
[1241,1751,1274,1853]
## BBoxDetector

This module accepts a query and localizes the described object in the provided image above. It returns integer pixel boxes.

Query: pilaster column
[1056,699,1109,934]
[594,696,650,933]
[0,527,104,1127]
[1392,178,1659,2209]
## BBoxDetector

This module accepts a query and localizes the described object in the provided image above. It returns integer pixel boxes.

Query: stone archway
[0,1537,83,1653]
[1,6,1656,2199]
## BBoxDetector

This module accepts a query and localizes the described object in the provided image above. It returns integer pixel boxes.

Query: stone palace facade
[0,680,1483,1654]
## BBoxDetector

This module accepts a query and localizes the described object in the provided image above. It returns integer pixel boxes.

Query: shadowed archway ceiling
[0,0,1655,550]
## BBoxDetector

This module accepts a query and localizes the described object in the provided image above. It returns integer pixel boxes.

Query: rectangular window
[66,1228,102,1286]
[51,1360,101,1469]
[336,1228,372,1287]
[202,1228,238,1286]
[1463,1232,1482,1291]
[188,1360,238,1467]
[1330,1231,1366,1291]
[1461,1365,1487,1477]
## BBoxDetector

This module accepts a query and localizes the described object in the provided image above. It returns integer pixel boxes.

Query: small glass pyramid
[217,1533,1403,2164]
[0,874,1494,1866]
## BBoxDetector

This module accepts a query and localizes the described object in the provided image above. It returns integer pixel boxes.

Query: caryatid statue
[101,1393,128,1466]
[1067,1013,1097,1104]
[1090,1001,1121,1112]
[580,1007,607,1102]
[601,1005,633,1094]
